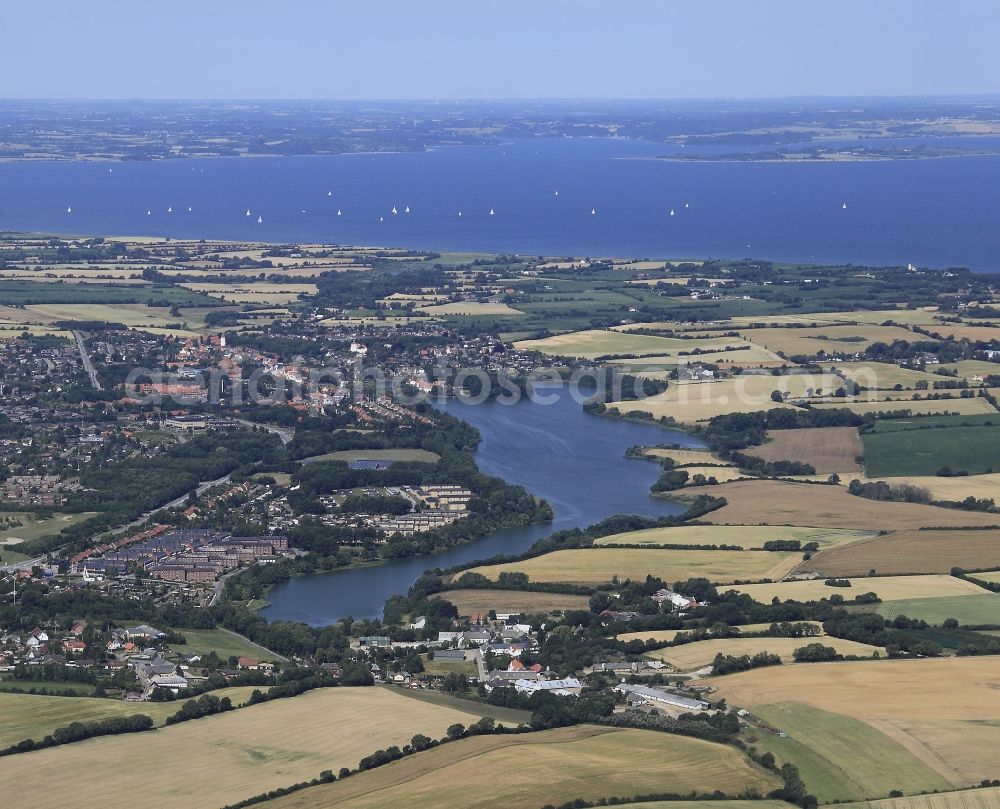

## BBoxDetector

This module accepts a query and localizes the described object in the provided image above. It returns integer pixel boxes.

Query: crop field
[23,302,189,328]
[732,308,942,327]
[0,687,496,809]
[846,472,1000,501]
[0,511,97,544]
[876,594,1000,625]
[640,446,720,465]
[684,479,1000,530]
[168,628,286,662]
[832,362,944,390]
[923,324,1000,342]
[746,426,863,474]
[438,588,591,616]
[180,282,318,303]
[261,725,780,809]
[594,524,872,549]
[466,547,801,586]
[618,622,824,644]
[714,657,1000,789]
[607,340,788,371]
[749,703,952,802]
[303,448,441,464]
[839,787,1000,809]
[417,301,524,316]
[737,324,917,357]
[513,329,740,360]
[728,573,985,604]
[935,359,1000,380]
[0,687,259,749]
[644,636,880,671]
[813,396,997,417]
[861,424,1000,477]
[801,529,1000,577]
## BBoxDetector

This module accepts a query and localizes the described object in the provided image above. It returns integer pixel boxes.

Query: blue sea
[2,137,999,270]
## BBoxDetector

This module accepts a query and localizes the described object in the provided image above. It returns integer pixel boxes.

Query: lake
[261,388,706,624]
[2,137,999,270]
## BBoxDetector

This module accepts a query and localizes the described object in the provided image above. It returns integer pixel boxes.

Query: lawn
[876,594,1000,625]
[0,511,98,544]
[801,529,1000,577]
[0,687,259,748]
[749,703,951,802]
[684,479,1000,530]
[645,636,880,671]
[728,573,985,605]
[437,588,591,616]
[0,687,495,809]
[466,547,801,586]
[260,725,780,809]
[593,524,873,549]
[861,424,1000,477]
[303,448,440,464]
[419,655,477,677]
[168,628,286,662]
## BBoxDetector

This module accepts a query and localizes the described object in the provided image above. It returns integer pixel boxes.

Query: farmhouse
[514,677,583,696]
[614,682,710,712]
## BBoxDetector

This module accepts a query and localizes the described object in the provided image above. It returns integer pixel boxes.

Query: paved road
[73,331,102,390]
[235,419,294,445]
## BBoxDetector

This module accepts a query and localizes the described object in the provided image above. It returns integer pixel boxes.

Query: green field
[0,511,98,544]
[420,654,476,677]
[862,424,1000,477]
[749,703,952,803]
[168,628,286,662]
[0,679,96,696]
[876,593,1000,625]
[0,687,259,748]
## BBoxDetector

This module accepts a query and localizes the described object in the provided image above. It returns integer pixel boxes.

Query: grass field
[0,511,98,544]
[644,636,880,671]
[181,282,318,304]
[168,628,286,662]
[618,621,825,644]
[684,479,1000,530]
[876,594,1000,625]
[801,529,1000,577]
[839,787,1000,809]
[0,687,259,748]
[0,687,499,809]
[737,324,917,357]
[466,547,801,586]
[746,426,864,474]
[861,424,1000,476]
[260,725,780,809]
[749,703,952,802]
[24,303,187,329]
[832,362,944,390]
[728,573,985,604]
[514,329,740,360]
[714,657,1000,789]
[438,588,591,616]
[593,524,873,549]
[420,655,477,677]
[303,448,441,464]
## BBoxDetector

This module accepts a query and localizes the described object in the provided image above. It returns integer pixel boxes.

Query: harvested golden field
[466,547,801,586]
[745,426,863,474]
[514,329,742,360]
[677,465,749,483]
[684,479,1000,529]
[594,524,872,549]
[738,324,916,356]
[24,303,183,328]
[714,657,1000,786]
[609,378,801,423]
[608,340,788,370]
[0,687,259,749]
[645,636,880,671]
[923,323,1000,342]
[261,725,780,809]
[439,588,591,616]
[0,687,493,809]
[801,529,1000,576]
[843,472,1000,502]
[617,621,824,644]
[181,282,318,303]
[417,301,524,316]
[832,362,944,390]
[812,396,997,416]
[731,309,941,327]
[839,787,1000,809]
[728,573,984,604]
[641,446,722,465]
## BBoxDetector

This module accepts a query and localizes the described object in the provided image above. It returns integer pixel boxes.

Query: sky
[1,1,998,100]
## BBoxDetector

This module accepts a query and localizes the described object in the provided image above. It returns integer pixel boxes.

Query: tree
[770,390,784,403]
[445,723,466,740]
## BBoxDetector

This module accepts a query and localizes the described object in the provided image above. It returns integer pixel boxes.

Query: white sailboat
[554,190,559,196]
[404,205,410,214]
[337,209,342,216]
[146,210,151,216]
[257,215,263,224]
[327,191,332,196]
[188,206,192,212]
[842,202,848,209]
[379,216,384,222]
[591,208,596,215]
[167,206,172,213]
[458,211,463,217]
[391,206,398,215]
[684,202,689,208]
[489,208,494,216]
[669,209,675,216]
[245,209,251,216]
[66,206,72,214]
